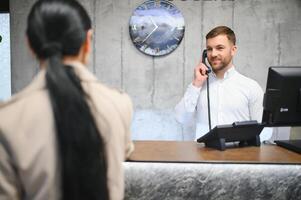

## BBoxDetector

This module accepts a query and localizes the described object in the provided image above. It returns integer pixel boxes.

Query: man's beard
[209,56,232,73]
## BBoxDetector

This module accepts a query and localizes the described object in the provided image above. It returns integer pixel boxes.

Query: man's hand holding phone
[192,61,209,88]
[192,49,211,88]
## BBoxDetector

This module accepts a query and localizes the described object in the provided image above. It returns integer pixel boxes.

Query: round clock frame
[129,0,185,57]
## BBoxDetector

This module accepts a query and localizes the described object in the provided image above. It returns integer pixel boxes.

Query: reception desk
[128,141,301,163]
[124,141,301,200]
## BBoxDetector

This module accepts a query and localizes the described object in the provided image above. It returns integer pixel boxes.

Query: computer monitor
[262,66,301,126]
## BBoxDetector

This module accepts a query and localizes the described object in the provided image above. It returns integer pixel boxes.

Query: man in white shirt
[175,26,272,141]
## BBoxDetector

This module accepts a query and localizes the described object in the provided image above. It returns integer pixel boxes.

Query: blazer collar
[64,60,98,82]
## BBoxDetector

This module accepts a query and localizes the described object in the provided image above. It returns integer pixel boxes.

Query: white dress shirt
[175,66,272,141]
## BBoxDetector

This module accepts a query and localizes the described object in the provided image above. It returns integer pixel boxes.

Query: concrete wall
[10,0,301,140]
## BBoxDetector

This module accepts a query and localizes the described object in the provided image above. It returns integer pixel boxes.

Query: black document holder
[197,121,264,151]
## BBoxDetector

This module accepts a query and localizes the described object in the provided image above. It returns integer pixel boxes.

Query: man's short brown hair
[206,26,236,45]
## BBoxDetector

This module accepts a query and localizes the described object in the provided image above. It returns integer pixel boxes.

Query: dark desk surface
[128,141,301,164]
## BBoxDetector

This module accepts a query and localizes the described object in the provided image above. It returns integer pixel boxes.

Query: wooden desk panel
[129,141,301,164]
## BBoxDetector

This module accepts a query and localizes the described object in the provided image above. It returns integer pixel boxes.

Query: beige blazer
[0,61,134,200]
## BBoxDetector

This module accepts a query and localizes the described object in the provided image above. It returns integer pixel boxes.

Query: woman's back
[0,0,133,199]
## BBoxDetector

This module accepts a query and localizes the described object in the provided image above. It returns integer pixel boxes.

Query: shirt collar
[211,65,236,80]
[224,66,236,79]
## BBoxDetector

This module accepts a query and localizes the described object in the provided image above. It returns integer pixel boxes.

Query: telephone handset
[202,49,212,74]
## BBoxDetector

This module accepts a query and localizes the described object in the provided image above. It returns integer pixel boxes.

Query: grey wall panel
[203,0,234,31]
[152,46,185,109]
[10,0,38,93]
[123,0,154,109]
[94,0,123,88]
[80,0,96,73]
[234,0,286,88]
[178,1,203,94]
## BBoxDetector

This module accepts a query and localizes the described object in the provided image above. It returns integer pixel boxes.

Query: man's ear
[231,45,237,57]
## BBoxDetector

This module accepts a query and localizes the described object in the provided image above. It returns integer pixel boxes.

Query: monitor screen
[0,0,9,13]
[262,66,301,126]
[0,4,10,101]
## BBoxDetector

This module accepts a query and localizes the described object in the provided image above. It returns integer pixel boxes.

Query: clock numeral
[133,37,141,43]
[131,25,137,31]
[161,2,172,10]
[142,4,148,10]
[138,4,148,10]
[173,36,180,41]
[141,44,148,51]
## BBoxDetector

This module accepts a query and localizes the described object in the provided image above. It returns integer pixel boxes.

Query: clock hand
[149,15,158,28]
[142,16,158,43]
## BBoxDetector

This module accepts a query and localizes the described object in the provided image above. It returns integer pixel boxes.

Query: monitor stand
[274,140,301,154]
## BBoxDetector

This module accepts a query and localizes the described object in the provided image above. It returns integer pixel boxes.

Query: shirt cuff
[188,83,201,94]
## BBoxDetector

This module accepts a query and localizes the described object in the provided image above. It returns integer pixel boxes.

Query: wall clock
[129,0,185,56]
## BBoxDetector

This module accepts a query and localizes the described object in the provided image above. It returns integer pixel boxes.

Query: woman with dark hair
[0,0,133,199]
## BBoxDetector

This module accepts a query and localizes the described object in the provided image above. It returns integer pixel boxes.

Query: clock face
[129,0,185,56]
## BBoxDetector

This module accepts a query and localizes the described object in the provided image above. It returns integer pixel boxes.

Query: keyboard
[274,140,301,154]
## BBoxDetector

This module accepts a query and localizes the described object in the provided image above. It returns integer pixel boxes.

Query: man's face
[206,34,237,73]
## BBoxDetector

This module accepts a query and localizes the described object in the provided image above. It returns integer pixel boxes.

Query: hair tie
[41,42,62,57]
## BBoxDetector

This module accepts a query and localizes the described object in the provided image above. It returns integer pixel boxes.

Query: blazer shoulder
[0,89,51,130]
